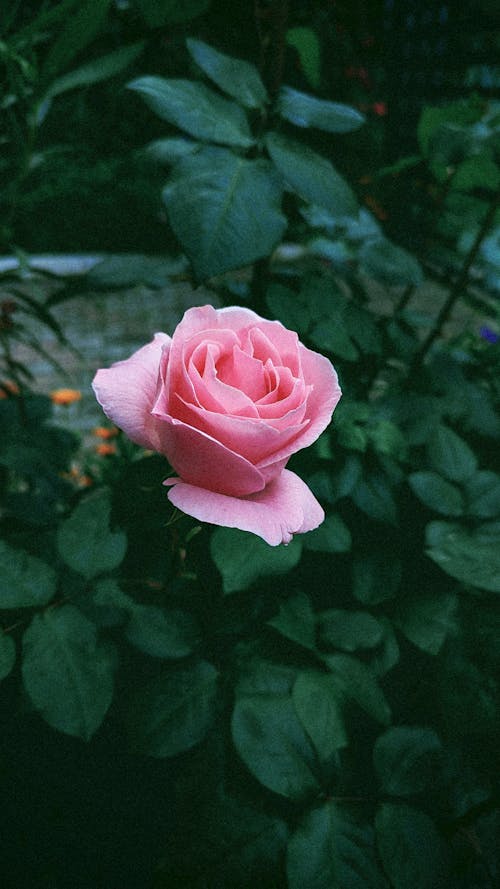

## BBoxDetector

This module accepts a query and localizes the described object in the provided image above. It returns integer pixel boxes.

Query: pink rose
[92,305,341,545]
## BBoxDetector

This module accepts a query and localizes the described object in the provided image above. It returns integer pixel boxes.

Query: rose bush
[92,305,341,544]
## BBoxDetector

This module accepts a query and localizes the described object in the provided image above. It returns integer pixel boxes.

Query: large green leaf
[0,540,57,609]
[163,147,286,280]
[287,802,386,889]
[375,803,450,889]
[286,27,321,89]
[57,490,127,580]
[373,727,442,796]
[427,425,478,483]
[134,0,210,26]
[44,41,144,101]
[187,38,267,109]
[128,77,254,147]
[464,471,500,518]
[395,591,457,655]
[451,155,500,192]
[278,86,365,133]
[303,514,352,553]
[21,606,115,740]
[125,606,199,659]
[322,653,391,725]
[127,660,218,757]
[318,609,385,653]
[359,239,423,286]
[426,521,500,592]
[0,633,15,681]
[408,471,464,516]
[40,0,112,84]
[352,553,402,605]
[143,137,200,165]
[265,132,358,216]
[352,475,398,525]
[267,592,316,651]
[292,671,347,760]
[210,527,301,593]
[232,694,319,800]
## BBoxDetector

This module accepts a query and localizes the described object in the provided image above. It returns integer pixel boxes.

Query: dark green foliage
[1,13,500,889]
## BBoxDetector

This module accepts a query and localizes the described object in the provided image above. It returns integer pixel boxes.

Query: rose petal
[164,468,324,546]
[258,344,341,469]
[166,395,309,464]
[154,415,266,496]
[92,333,170,450]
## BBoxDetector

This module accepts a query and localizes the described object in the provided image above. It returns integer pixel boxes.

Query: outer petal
[154,416,266,497]
[258,345,342,470]
[92,333,170,450]
[164,469,324,546]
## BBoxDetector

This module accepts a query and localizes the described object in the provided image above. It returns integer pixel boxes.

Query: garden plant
[1,2,499,888]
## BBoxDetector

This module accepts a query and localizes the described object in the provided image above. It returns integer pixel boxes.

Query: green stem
[409,189,500,374]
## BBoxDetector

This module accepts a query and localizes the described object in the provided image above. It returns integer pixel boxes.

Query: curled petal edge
[164,469,324,547]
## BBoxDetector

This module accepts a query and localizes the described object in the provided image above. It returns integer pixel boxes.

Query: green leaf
[352,475,398,524]
[236,657,298,697]
[427,425,478,483]
[426,521,500,592]
[44,41,145,101]
[134,0,209,26]
[266,282,309,335]
[0,633,16,680]
[417,97,484,158]
[0,540,57,609]
[451,155,500,192]
[303,514,352,553]
[352,553,402,605]
[57,489,127,580]
[128,77,254,147]
[125,606,198,659]
[292,671,347,759]
[143,136,200,165]
[367,420,407,460]
[309,318,359,361]
[464,471,500,518]
[408,471,464,516]
[359,239,423,286]
[323,653,391,725]
[287,802,386,889]
[278,86,365,133]
[187,38,268,109]
[127,660,218,757]
[370,618,400,677]
[286,27,321,89]
[267,592,316,651]
[318,610,385,653]
[395,591,457,655]
[374,727,442,796]
[232,694,319,800]
[375,803,450,889]
[163,147,286,280]
[266,132,358,217]
[210,527,302,593]
[21,605,115,740]
[40,0,112,83]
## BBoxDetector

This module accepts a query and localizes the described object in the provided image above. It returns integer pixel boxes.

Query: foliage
[1,11,500,889]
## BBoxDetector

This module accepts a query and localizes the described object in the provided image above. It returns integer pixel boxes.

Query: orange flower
[51,388,82,406]
[92,426,119,439]
[364,195,389,221]
[0,380,20,398]
[95,442,117,456]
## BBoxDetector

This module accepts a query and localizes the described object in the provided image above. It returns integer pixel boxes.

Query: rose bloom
[92,305,341,545]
